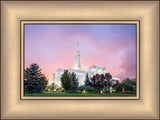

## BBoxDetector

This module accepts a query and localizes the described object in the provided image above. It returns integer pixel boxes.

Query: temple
[49,42,119,87]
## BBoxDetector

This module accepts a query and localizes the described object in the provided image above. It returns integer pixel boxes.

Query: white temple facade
[49,42,119,87]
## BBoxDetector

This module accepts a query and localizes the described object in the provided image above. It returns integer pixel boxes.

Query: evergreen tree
[70,72,79,92]
[84,73,90,86]
[24,63,48,93]
[61,70,72,92]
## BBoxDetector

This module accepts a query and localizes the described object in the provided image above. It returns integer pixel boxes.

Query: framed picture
[1,0,159,119]
[21,20,139,100]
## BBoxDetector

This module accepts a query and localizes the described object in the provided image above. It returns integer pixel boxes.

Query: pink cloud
[25,24,136,81]
[118,47,136,81]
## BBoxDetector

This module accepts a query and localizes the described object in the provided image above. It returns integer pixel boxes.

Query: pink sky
[25,24,136,81]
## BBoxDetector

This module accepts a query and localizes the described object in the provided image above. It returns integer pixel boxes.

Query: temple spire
[73,41,83,70]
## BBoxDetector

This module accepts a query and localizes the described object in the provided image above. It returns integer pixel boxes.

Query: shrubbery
[112,90,116,93]
[78,86,97,93]
[77,77,136,94]
[56,87,64,92]
[116,78,136,92]
[44,83,58,92]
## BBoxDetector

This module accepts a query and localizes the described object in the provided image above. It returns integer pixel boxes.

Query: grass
[24,92,136,97]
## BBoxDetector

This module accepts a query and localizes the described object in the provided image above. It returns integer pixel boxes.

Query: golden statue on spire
[77,41,79,50]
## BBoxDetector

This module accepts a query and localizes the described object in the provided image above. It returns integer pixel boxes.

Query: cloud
[118,47,136,81]
[25,24,136,81]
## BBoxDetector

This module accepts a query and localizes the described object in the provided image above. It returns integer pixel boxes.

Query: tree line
[24,63,136,94]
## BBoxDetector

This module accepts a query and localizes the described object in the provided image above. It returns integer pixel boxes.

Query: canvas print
[24,24,137,97]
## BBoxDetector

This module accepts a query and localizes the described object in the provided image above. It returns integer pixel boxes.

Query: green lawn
[24,92,136,97]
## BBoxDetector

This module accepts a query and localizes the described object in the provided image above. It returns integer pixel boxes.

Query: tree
[122,78,136,85]
[105,73,118,89]
[24,63,48,93]
[61,70,79,92]
[116,78,136,92]
[88,73,118,93]
[61,70,73,92]
[70,72,79,92]
[84,73,90,86]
